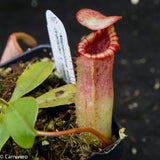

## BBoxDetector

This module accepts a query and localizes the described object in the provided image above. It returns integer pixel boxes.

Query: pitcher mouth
[77,25,120,59]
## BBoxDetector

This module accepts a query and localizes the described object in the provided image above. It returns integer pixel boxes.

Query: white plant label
[46,10,76,84]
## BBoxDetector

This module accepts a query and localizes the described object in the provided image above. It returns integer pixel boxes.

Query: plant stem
[35,127,113,146]
[0,98,9,106]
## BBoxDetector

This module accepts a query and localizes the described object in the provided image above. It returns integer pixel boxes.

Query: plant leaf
[5,97,38,148]
[10,61,54,102]
[0,114,10,151]
[76,8,122,30]
[36,84,76,108]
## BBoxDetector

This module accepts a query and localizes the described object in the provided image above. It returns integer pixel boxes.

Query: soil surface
[0,0,160,160]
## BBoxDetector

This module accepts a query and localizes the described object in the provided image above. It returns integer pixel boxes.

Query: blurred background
[0,0,159,159]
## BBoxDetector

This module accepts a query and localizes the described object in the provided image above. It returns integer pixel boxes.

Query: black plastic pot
[85,118,123,160]
[0,44,123,160]
[0,44,52,68]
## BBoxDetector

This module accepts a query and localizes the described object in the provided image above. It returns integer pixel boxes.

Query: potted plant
[0,9,126,160]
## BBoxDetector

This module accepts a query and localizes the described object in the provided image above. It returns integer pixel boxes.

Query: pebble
[141,137,146,143]
[133,58,146,64]
[128,102,138,110]
[31,0,38,7]
[42,140,50,146]
[130,0,140,5]
[145,118,150,123]
[130,136,136,143]
[131,147,137,155]
[125,90,130,96]
[134,89,140,97]
[120,119,127,124]
[152,104,158,111]
[120,59,128,65]
[154,79,160,90]
[150,67,155,73]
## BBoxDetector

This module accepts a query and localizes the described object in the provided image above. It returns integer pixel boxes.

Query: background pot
[0,44,123,160]
[0,44,52,68]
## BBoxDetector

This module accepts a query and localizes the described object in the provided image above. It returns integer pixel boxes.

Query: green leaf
[0,114,10,151]
[36,84,76,108]
[5,97,38,148]
[10,61,54,102]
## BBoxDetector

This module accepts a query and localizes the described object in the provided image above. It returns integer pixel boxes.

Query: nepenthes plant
[0,8,126,155]
[75,9,122,143]
[0,32,38,64]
